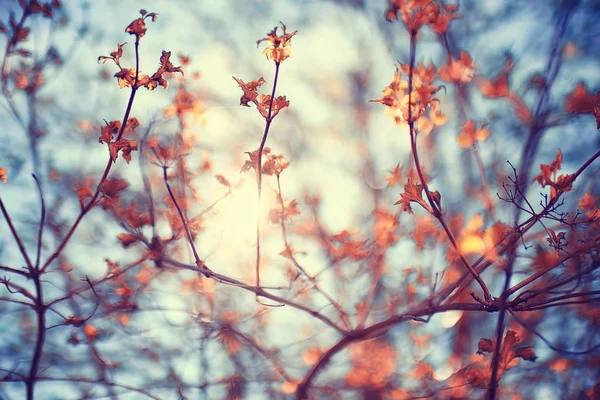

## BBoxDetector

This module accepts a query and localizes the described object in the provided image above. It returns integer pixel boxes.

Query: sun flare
[212,177,277,255]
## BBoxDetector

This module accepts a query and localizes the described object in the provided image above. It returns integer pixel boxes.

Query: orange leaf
[396,177,428,214]
[126,18,147,38]
[412,215,438,251]
[118,233,138,248]
[215,174,231,188]
[233,76,265,107]
[303,348,322,365]
[115,283,133,298]
[410,361,434,380]
[83,324,99,342]
[281,381,298,394]
[104,258,120,274]
[262,153,289,176]
[346,340,397,388]
[217,326,242,355]
[77,186,94,209]
[256,23,297,63]
[475,57,512,98]
[565,83,598,114]
[373,208,399,247]
[477,330,536,370]
[439,51,475,84]
[135,266,152,285]
[457,120,490,149]
[550,358,572,373]
[386,164,404,187]
[510,94,533,124]
[99,120,121,144]
[119,313,130,326]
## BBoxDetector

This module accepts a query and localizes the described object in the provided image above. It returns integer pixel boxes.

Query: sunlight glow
[434,365,454,381]
[441,311,463,328]
[213,177,278,255]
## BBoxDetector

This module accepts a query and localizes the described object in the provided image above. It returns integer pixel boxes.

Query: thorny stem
[405,32,491,303]
[255,61,280,298]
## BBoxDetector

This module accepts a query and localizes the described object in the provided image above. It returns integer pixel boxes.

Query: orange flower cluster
[256,22,297,63]
[531,150,574,200]
[125,9,158,39]
[240,148,289,177]
[98,119,139,164]
[385,0,460,34]
[346,340,398,388]
[457,120,489,149]
[269,199,300,224]
[467,330,537,388]
[233,77,290,121]
[439,51,475,84]
[98,11,183,90]
[565,83,600,129]
[109,50,183,90]
[371,62,444,128]
[262,153,290,177]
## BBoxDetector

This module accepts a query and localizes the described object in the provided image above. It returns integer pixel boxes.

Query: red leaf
[565,83,598,114]
[118,233,138,248]
[77,186,94,209]
[125,18,146,38]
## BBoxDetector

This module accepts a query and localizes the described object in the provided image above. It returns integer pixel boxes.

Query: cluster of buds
[371,62,444,130]
[233,23,297,122]
[98,10,182,90]
[385,0,460,34]
[233,76,289,121]
[256,22,297,64]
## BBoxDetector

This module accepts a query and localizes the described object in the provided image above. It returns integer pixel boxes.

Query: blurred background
[1,0,599,399]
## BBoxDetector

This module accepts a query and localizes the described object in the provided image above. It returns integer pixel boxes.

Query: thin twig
[0,197,34,271]
[255,61,281,298]
[32,174,45,270]
[162,165,205,270]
